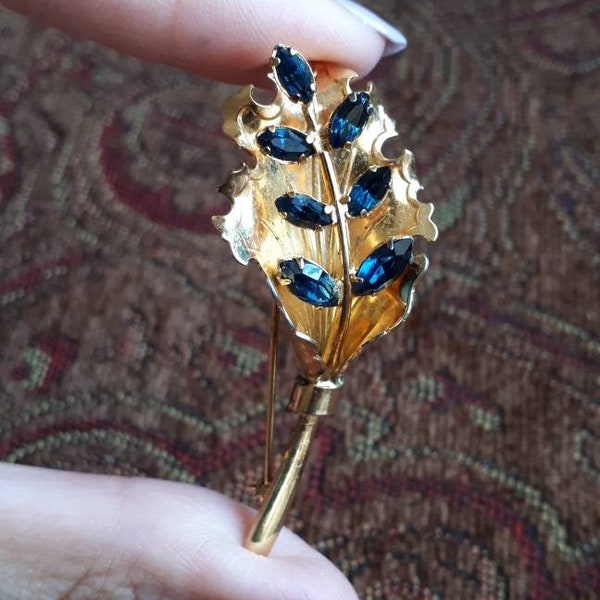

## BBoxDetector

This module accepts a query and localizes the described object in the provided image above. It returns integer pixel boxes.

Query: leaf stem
[305,102,352,374]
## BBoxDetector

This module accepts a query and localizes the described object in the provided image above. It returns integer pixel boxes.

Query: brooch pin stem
[246,378,342,555]
[246,412,320,555]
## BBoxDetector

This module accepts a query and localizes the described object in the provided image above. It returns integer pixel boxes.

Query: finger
[0,0,404,84]
[0,463,358,600]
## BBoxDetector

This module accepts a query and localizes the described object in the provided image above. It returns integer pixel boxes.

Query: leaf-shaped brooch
[213,45,438,555]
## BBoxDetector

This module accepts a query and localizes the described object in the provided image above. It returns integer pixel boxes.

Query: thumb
[0,463,357,600]
[1,0,404,84]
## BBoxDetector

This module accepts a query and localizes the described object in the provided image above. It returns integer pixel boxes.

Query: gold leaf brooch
[213,45,438,555]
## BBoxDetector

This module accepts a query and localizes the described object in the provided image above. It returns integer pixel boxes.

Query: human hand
[0,463,359,599]
[1,0,406,84]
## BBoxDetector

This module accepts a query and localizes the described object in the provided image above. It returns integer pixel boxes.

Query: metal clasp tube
[244,377,343,555]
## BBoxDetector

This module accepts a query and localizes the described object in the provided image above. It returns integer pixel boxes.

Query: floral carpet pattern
[0,1,598,598]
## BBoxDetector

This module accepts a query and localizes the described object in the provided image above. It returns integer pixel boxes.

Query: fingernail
[336,0,407,57]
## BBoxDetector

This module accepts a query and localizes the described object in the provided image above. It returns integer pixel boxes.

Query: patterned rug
[1,1,598,598]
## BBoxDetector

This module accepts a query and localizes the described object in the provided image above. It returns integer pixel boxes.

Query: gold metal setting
[213,45,438,555]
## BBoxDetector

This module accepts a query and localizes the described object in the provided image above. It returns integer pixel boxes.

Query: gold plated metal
[214,45,438,555]
[263,301,279,488]
[245,413,320,555]
[288,377,343,416]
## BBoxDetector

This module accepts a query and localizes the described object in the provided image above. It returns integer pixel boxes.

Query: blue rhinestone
[274,46,315,104]
[280,259,338,307]
[257,127,315,162]
[347,166,392,216]
[275,193,333,229]
[353,238,413,296]
[329,92,372,148]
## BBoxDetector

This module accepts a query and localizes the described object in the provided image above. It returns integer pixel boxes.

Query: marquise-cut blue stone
[352,238,413,296]
[329,92,373,148]
[280,259,338,307]
[257,127,315,162]
[347,166,392,216]
[275,193,333,229]
[274,46,315,104]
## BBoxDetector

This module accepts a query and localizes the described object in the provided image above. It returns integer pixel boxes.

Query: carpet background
[0,1,598,598]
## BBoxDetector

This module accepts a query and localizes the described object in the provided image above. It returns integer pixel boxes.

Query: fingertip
[133,480,358,599]
[1,0,390,84]
[167,0,388,84]
[0,464,358,600]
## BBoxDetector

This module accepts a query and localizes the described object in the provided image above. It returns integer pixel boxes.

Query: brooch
[213,45,438,555]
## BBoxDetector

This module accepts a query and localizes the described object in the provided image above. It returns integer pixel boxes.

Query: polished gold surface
[213,46,438,556]
[288,377,344,416]
[244,413,320,556]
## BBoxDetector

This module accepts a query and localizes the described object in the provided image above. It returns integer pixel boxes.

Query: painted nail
[336,0,407,56]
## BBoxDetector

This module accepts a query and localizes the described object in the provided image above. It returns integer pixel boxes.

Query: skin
[0,464,358,599]
[0,1,397,597]
[1,0,386,84]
